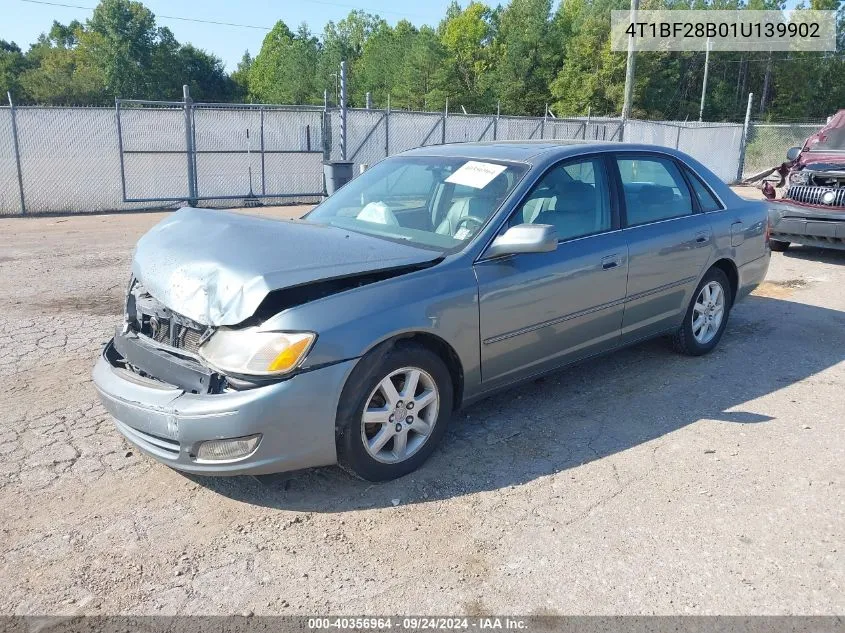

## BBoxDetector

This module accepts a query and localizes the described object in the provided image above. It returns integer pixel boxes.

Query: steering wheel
[453,215,486,237]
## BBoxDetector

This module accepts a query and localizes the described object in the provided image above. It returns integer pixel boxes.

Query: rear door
[612,152,714,343]
[475,155,629,387]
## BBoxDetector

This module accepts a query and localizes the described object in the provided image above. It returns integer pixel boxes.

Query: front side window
[510,157,612,241]
[617,156,693,226]
[305,156,527,252]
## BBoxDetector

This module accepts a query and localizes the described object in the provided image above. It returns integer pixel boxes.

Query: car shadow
[782,245,845,265]
[186,294,845,512]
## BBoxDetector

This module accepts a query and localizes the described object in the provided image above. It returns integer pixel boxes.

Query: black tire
[336,341,453,482]
[770,239,790,252]
[671,267,732,356]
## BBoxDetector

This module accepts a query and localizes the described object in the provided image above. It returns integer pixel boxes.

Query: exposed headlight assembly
[789,170,810,185]
[198,328,316,377]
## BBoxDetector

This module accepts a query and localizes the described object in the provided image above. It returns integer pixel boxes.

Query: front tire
[769,239,790,252]
[336,342,453,481]
[672,267,731,356]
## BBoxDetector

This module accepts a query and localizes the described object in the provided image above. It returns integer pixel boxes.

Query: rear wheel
[770,239,790,252]
[336,343,453,481]
[672,268,731,356]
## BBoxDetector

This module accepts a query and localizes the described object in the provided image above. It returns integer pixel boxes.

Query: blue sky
[5,0,461,70]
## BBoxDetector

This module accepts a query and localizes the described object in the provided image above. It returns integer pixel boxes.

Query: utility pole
[621,0,639,139]
[699,37,712,122]
[760,52,772,116]
[736,92,754,183]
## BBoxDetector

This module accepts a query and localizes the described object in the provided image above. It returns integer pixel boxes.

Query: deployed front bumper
[769,200,845,250]
[93,340,356,475]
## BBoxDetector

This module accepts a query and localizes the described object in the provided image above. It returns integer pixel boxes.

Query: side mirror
[485,224,558,258]
[786,147,802,162]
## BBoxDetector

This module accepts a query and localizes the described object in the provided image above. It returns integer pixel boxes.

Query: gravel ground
[0,198,843,616]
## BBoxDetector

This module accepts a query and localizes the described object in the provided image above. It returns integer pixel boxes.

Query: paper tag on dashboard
[445,161,507,189]
[454,227,473,240]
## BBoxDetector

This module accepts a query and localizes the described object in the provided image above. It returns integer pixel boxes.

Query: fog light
[195,434,261,462]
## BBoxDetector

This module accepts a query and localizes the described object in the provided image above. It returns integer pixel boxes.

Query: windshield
[810,126,845,152]
[808,112,845,152]
[305,156,528,252]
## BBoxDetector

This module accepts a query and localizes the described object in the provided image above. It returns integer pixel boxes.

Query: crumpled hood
[132,208,439,326]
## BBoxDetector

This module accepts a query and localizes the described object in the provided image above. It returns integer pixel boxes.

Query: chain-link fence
[741,122,824,179]
[1,97,752,216]
[331,110,743,183]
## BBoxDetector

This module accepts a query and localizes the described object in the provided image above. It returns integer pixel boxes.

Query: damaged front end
[108,279,226,394]
[103,207,443,394]
[748,111,845,250]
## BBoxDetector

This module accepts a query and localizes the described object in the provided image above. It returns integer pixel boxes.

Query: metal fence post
[182,84,198,205]
[340,60,348,160]
[384,94,390,159]
[541,104,547,139]
[7,92,26,215]
[442,99,448,145]
[259,107,266,195]
[493,101,499,141]
[322,90,330,161]
[115,98,128,203]
[736,92,754,183]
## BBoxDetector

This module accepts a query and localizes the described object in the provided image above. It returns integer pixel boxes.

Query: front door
[475,155,629,387]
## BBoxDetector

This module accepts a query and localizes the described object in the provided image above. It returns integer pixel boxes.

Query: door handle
[695,231,711,244]
[601,254,620,270]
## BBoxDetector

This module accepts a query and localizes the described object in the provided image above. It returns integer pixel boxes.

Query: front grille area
[128,281,207,354]
[147,318,205,354]
[785,185,845,207]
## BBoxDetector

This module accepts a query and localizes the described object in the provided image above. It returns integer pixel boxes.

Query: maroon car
[764,110,845,251]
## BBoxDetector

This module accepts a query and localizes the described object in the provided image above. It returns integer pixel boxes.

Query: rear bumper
[769,200,845,250]
[93,341,356,475]
[736,253,770,302]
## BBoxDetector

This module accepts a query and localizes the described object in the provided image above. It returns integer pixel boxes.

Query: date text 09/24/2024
[307,618,528,630]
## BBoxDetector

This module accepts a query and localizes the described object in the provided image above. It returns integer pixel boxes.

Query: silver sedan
[93,142,771,481]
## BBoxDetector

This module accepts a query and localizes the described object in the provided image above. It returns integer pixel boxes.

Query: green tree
[82,0,160,98]
[17,20,103,104]
[550,0,628,117]
[353,20,419,107]
[231,51,252,101]
[317,11,385,105]
[491,0,557,115]
[249,21,320,104]
[0,41,30,101]
[176,44,236,102]
[438,1,497,112]
[394,26,448,110]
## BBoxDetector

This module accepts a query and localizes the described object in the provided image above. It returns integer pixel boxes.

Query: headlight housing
[198,328,316,377]
[789,170,810,185]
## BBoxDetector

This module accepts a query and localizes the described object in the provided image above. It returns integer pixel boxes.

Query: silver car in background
[93,142,771,481]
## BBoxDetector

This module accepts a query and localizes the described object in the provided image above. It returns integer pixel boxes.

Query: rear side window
[617,156,693,226]
[684,168,723,212]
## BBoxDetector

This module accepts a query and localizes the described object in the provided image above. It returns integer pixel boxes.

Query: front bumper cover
[93,340,357,475]
[769,200,845,250]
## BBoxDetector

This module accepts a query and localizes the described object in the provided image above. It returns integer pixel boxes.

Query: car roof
[398,140,681,164]
[395,140,740,206]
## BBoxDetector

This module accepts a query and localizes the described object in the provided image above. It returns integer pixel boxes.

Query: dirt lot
[1,196,843,615]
